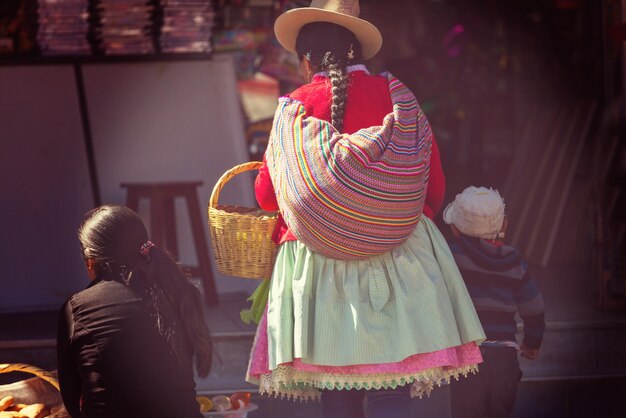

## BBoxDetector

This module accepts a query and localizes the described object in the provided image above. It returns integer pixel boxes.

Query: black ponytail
[295,22,363,133]
[129,246,213,376]
[78,205,213,377]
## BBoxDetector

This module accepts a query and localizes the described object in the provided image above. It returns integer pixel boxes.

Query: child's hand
[520,346,540,360]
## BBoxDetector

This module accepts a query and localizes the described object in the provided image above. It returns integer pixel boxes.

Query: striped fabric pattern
[449,236,546,349]
[266,73,432,259]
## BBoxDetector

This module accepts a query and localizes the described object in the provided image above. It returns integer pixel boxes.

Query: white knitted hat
[443,186,505,239]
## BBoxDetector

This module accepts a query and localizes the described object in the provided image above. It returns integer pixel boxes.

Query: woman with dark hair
[57,205,212,418]
[247,1,485,417]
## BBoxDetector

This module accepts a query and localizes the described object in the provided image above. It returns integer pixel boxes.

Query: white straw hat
[274,0,383,60]
[443,186,506,239]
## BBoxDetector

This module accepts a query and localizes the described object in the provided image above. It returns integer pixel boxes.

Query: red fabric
[288,71,393,134]
[255,70,445,245]
[423,138,445,219]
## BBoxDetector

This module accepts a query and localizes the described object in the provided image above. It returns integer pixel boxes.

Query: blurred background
[1,0,625,417]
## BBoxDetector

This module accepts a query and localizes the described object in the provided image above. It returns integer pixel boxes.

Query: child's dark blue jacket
[449,235,545,349]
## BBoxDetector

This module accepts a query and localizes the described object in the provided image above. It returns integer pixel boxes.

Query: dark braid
[327,60,349,132]
[295,22,363,133]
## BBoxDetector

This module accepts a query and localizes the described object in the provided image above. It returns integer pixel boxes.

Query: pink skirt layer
[248,309,483,379]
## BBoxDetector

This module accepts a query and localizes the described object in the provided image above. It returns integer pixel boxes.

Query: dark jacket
[448,235,545,349]
[57,277,202,418]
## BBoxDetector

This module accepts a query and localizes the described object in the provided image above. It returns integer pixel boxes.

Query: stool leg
[126,190,140,213]
[186,188,219,306]
[163,197,178,258]
[150,192,165,248]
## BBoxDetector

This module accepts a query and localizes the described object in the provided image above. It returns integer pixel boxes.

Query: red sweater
[255,69,445,245]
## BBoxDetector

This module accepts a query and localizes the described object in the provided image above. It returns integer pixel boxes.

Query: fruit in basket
[229,392,251,410]
[196,396,213,413]
[0,396,13,412]
[210,395,232,412]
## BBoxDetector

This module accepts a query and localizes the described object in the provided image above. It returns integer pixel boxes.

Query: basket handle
[209,161,263,209]
[0,363,60,391]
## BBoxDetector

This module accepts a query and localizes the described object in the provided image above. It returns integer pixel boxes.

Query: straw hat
[443,186,506,240]
[274,0,383,60]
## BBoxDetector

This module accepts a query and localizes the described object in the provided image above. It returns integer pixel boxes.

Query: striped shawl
[266,73,432,259]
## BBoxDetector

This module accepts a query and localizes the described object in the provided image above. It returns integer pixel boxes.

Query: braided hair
[295,22,363,133]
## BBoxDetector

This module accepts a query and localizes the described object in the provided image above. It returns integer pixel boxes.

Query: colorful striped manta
[266,73,432,259]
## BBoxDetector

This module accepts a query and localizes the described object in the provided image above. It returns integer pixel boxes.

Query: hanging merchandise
[255,0,313,84]
[37,0,91,55]
[213,28,258,78]
[160,0,214,54]
[257,37,300,84]
[95,0,156,55]
[0,0,38,55]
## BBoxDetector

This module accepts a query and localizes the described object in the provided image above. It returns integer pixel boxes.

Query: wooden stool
[121,181,218,306]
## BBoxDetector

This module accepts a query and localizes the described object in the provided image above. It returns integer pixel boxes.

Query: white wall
[83,56,258,297]
[0,56,258,313]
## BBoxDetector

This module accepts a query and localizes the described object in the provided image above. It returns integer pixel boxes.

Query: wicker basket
[0,363,63,417]
[208,161,278,280]
[0,363,59,391]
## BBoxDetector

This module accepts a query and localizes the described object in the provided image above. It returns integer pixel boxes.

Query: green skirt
[266,216,485,368]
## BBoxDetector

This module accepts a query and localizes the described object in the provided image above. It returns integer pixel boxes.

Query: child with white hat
[246,1,486,417]
[444,186,546,418]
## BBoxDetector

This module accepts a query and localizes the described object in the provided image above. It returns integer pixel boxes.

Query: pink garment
[248,309,482,378]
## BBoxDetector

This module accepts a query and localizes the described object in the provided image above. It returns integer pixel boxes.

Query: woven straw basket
[208,161,278,280]
[0,363,67,417]
[0,363,59,391]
